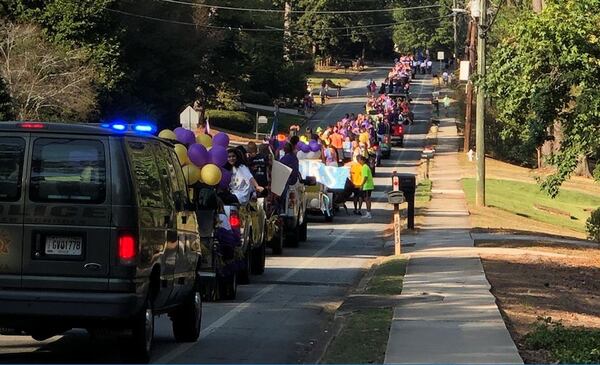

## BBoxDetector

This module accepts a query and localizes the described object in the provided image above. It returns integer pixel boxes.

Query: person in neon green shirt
[358,155,374,219]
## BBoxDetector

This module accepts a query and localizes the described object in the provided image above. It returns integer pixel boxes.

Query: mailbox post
[387,188,405,256]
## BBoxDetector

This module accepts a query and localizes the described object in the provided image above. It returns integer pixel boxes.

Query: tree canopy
[484,0,600,196]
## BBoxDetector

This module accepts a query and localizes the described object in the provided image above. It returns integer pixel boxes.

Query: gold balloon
[300,135,308,143]
[182,165,201,186]
[200,164,222,186]
[196,133,213,148]
[174,144,190,166]
[158,129,177,140]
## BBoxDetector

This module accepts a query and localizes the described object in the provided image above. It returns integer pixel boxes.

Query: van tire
[250,243,265,275]
[299,218,308,242]
[128,297,154,363]
[325,211,334,223]
[270,228,283,255]
[172,281,202,342]
[285,227,299,248]
[218,273,237,300]
[238,245,251,285]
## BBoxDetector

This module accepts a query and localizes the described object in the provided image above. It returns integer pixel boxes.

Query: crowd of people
[221,56,419,218]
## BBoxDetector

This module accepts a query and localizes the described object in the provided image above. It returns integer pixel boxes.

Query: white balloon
[297,151,306,159]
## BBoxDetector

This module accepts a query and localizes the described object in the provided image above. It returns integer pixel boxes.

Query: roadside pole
[475,0,487,207]
[389,171,404,256]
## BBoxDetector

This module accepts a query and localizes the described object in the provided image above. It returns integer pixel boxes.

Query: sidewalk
[383,117,523,364]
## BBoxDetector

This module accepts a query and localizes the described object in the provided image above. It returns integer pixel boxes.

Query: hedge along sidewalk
[319,257,408,364]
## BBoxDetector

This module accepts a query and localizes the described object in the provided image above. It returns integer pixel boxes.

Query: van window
[0,137,25,202]
[126,141,164,208]
[30,139,106,203]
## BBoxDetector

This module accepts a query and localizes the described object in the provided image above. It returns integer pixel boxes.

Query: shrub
[206,110,253,133]
[241,90,272,105]
[586,207,600,243]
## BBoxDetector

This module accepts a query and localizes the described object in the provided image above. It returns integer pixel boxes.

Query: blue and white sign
[299,160,350,190]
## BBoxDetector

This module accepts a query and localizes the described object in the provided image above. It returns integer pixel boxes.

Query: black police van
[0,122,202,362]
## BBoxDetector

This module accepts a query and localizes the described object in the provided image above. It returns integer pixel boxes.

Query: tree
[0,21,97,121]
[0,77,13,120]
[484,0,600,196]
[13,0,123,91]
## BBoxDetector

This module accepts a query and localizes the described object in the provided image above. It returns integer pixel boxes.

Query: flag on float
[269,113,279,138]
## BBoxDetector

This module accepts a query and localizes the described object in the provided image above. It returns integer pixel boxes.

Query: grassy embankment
[321,257,407,364]
[459,155,600,239]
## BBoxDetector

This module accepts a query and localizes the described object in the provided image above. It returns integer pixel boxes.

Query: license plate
[45,236,83,256]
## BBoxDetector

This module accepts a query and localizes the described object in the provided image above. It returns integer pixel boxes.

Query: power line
[154,0,441,14]
[105,8,275,31]
[107,7,451,33]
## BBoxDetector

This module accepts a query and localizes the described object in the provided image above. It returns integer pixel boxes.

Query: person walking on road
[358,155,374,219]
[349,159,364,215]
[442,95,451,117]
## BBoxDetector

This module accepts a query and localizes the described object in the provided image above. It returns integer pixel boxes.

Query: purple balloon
[213,132,230,147]
[175,127,195,145]
[295,141,303,150]
[209,145,228,167]
[300,143,311,153]
[219,168,232,190]
[187,143,209,167]
[309,140,320,152]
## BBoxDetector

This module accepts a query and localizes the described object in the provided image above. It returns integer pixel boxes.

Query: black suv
[0,122,203,362]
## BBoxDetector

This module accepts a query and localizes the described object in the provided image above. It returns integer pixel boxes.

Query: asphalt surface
[0,67,433,364]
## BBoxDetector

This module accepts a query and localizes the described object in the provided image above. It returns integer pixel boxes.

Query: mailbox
[394,174,416,229]
[387,190,405,205]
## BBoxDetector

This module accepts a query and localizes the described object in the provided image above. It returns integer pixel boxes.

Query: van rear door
[0,135,28,288]
[22,136,111,291]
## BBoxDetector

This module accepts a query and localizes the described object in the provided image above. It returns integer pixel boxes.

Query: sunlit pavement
[0,69,432,364]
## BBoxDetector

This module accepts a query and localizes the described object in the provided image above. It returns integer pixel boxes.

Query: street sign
[180,106,200,130]
[258,116,268,124]
[437,51,445,61]
[459,61,470,81]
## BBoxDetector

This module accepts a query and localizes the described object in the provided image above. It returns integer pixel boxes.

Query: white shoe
[362,212,372,219]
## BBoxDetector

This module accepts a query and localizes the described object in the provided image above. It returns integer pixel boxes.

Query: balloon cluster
[296,139,322,160]
[158,128,232,188]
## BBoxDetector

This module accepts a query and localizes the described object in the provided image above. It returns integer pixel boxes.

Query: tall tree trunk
[532,0,545,13]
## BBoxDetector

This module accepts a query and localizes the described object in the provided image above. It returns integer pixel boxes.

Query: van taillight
[118,233,136,262]
[229,212,241,230]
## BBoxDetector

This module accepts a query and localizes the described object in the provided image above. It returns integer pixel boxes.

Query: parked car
[0,122,203,362]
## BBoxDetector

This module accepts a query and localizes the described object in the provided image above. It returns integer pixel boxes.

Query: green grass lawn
[245,108,307,135]
[320,308,393,364]
[462,178,600,233]
[366,258,407,295]
[321,257,407,363]
[525,318,600,363]
[416,179,432,203]
[307,71,353,90]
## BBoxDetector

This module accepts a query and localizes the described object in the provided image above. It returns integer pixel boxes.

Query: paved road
[0,70,433,364]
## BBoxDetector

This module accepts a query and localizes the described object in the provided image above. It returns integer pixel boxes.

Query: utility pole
[475,0,487,207]
[532,0,545,13]
[453,0,458,59]
[464,20,477,152]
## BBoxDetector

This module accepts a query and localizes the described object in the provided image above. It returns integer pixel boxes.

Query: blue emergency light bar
[100,120,157,134]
